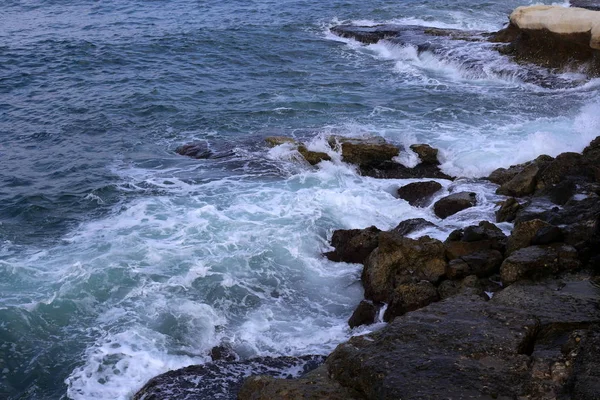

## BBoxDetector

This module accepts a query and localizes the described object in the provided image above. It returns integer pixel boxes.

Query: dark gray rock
[500,244,580,285]
[133,355,326,400]
[390,218,436,236]
[348,300,379,329]
[531,225,564,245]
[433,191,477,219]
[570,0,600,10]
[383,281,439,322]
[444,221,507,260]
[496,197,522,223]
[360,160,453,180]
[324,226,381,264]
[396,181,442,207]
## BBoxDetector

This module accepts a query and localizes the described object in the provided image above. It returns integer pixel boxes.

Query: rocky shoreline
[135,5,600,400]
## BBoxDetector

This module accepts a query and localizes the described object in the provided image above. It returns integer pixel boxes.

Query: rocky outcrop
[328,136,399,168]
[363,233,446,302]
[409,144,440,165]
[324,226,381,264]
[133,355,325,400]
[396,180,442,207]
[175,142,235,159]
[444,221,507,259]
[433,191,477,219]
[500,244,580,284]
[491,5,600,75]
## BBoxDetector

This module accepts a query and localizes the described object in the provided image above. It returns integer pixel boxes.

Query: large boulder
[496,197,523,222]
[363,233,446,302]
[444,221,507,260]
[506,219,556,255]
[500,244,580,285]
[328,136,400,168]
[491,5,600,75]
[496,163,541,197]
[324,226,381,264]
[433,191,477,219]
[360,160,453,180]
[396,181,442,207]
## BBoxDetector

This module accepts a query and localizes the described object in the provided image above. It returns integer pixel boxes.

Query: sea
[1,0,599,398]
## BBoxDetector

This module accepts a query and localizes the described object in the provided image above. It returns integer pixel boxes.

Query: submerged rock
[433,191,477,219]
[265,136,297,147]
[133,355,326,400]
[396,180,442,207]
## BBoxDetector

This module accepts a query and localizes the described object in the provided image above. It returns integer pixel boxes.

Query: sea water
[1,0,599,398]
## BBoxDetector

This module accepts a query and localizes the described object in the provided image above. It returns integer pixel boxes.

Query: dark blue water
[1,0,599,398]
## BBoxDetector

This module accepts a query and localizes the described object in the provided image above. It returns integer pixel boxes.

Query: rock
[389,218,436,236]
[360,160,453,180]
[210,344,238,362]
[536,152,593,191]
[409,144,439,165]
[496,197,522,223]
[176,142,214,159]
[297,145,331,165]
[328,136,399,168]
[324,226,381,264]
[396,181,442,207]
[500,244,580,285]
[497,163,540,197]
[540,178,578,205]
[491,6,600,75]
[265,136,296,147]
[363,233,446,302]
[445,258,471,280]
[445,221,507,260]
[348,300,379,328]
[383,281,439,322]
[531,225,564,245]
[323,278,599,400]
[570,0,600,11]
[238,365,363,400]
[433,191,477,219]
[460,249,504,278]
[329,24,407,44]
[568,326,600,399]
[133,355,326,400]
[506,219,554,255]
[330,24,484,45]
[488,155,553,185]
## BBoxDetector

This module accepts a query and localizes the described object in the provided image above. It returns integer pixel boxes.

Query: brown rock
[383,281,439,322]
[497,163,540,197]
[433,191,477,219]
[500,244,580,285]
[297,145,331,165]
[496,197,522,223]
[409,144,439,164]
[396,181,442,207]
[348,300,379,328]
[506,219,553,255]
[328,136,400,168]
[363,233,446,302]
[444,221,507,260]
[324,226,381,264]
[265,136,296,147]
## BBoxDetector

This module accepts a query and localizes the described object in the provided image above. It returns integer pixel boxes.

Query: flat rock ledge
[491,5,600,75]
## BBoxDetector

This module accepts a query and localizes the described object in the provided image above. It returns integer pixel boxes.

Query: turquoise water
[1,0,599,398]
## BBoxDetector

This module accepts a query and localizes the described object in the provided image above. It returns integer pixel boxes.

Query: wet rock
[324,226,381,264]
[445,258,471,280]
[328,136,399,168]
[409,144,439,165]
[568,326,600,399]
[265,136,297,147]
[210,344,238,362]
[497,163,541,197]
[540,178,578,205]
[535,152,593,191]
[239,365,363,400]
[176,142,214,159]
[531,225,564,245]
[348,300,379,329]
[460,249,504,278]
[329,24,407,44]
[323,278,600,400]
[297,145,331,165]
[396,181,442,207]
[390,218,436,236]
[383,281,439,322]
[488,155,553,186]
[491,6,600,76]
[571,0,600,11]
[363,233,446,302]
[500,244,580,285]
[361,160,452,180]
[445,221,507,259]
[433,191,477,219]
[496,197,522,223]
[506,219,554,255]
[133,355,326,400]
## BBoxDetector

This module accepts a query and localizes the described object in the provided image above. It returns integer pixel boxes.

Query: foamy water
[1,0,599,399]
